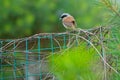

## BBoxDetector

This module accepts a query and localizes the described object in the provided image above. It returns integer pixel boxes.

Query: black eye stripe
[61,15,67,18]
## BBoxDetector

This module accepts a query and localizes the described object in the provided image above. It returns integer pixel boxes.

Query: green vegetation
[0,0,112,38]
[49,44,120,80]
[49,46,99,80]
[1,0,120,80]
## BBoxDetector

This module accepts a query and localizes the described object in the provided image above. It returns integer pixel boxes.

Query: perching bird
[60,13,76,31]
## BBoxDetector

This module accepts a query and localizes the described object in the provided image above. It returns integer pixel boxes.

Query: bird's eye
[72,21,75,24]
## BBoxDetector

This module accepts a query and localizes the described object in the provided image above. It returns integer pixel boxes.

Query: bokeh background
[0,0,119,38]
[1,0,120,80]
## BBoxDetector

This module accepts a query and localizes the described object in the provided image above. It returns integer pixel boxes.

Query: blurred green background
[1,0,120,80]
[0,0,110,39]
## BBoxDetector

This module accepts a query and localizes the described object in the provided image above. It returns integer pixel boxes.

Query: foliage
[98,1,120,79]
[0,0,111,38]
[49,46,102,80]
[1,0,120,80]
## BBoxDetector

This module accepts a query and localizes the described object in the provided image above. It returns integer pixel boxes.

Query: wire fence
[0,26,120,80]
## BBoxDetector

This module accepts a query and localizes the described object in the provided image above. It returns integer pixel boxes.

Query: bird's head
[60,13,71,20]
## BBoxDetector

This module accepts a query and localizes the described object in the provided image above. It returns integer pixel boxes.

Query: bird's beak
[59,18,62,20]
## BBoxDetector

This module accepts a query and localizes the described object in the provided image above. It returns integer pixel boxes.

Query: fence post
[25,39,29,80]
[0,41,4,80]
[13,40,17,80]
[100,27,107,80]
[37,37,42,80]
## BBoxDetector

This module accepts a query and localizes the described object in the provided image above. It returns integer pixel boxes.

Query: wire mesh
[0,33,69,80]
[0,27,120,80]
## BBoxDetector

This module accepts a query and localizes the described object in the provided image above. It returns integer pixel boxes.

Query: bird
[60,13,76,31]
